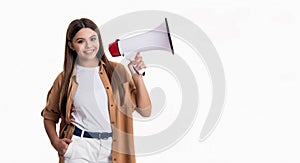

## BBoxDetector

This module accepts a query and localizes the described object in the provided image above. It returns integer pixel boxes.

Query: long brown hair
[59,18,114,117]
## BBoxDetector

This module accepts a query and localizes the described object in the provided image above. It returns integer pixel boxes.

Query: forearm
[43,119,59,146]
[132,74,152,117]
[127,52,152,117]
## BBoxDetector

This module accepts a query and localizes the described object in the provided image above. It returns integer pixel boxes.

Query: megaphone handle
[133,66,146,76]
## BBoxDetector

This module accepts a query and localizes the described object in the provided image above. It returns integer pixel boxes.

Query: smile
[83,49,95,54]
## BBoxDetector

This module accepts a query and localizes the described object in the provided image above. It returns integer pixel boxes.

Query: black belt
[73,126,112,139]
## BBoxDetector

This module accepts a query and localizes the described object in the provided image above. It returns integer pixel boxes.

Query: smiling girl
[41,18,151,163]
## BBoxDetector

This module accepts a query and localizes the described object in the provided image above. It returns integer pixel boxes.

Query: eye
[91,37,97,41]
[77,40,84,44]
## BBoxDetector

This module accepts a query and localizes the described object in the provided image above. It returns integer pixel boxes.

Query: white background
[0,0,300,162]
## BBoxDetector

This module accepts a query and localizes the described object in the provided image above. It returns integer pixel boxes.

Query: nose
[85,40,92,48]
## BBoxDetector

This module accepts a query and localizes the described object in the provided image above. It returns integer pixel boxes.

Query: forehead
[74,28,97,39]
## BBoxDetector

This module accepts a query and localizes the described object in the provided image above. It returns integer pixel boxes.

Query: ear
[68,41,75,51]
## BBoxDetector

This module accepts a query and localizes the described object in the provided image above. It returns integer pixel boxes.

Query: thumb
[62,138,73,144]
[128,61,138,75]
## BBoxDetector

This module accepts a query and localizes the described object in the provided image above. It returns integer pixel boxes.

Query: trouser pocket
[63,136,75,159]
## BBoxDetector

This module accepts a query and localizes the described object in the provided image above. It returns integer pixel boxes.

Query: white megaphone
[108,18,174,75]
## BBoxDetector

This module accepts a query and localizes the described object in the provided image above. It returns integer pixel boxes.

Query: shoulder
[108,61,124,69]
[50,71,64,89]
[45,71,64,100]
[108,61,128,73]
[108,61,131,82]
[54,71,64,83]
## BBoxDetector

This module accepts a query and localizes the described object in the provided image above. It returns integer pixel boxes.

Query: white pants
[64,135,112,163]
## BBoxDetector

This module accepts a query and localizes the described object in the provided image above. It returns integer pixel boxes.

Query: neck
[77,57,99,67]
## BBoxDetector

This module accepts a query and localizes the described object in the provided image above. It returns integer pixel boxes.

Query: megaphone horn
[108,18,174,75]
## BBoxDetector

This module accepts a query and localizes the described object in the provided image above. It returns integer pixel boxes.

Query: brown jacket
[41,61,138,163]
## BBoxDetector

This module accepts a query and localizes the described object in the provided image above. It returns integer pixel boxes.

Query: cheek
[95,43,100,50]
[74,45,84,53]
[93,42,100,48]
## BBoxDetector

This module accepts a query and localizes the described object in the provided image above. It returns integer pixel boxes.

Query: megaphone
[108,18,174,75]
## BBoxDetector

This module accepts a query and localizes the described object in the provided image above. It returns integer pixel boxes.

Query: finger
[134,53,142,62]
[129,58,138,66]
[128,63,137,74]
[134,57,142,64]
[128,61,137,70]
[135,54,142,62]
[135,61,145,70]
[131,57,142,68]
[139,63,147,69]
[60,149,66,156]
[137,65,146,71]
[62,138,73,144]
[135,52,141,59]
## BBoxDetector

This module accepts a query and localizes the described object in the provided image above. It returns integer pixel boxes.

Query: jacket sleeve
[41,73,63,123]
[121,65,140,113]
[110,61,138,112]
[129,77,137,109]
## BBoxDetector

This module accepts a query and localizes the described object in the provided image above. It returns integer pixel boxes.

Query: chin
[85,53,97,59]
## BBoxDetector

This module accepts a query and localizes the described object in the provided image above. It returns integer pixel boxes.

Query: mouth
[83,49,95,55]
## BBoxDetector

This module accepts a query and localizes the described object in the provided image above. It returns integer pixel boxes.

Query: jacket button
[113,158,117,161]
[110,104,114,107]
[111,121,115,124]
[106,86,109,89]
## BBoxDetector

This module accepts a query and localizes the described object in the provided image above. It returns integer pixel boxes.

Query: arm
[41,73,72,155]
[44,119,72,156]
[128,53,152,117]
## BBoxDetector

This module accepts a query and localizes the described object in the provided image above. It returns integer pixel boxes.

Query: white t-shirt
[72,64,112,133]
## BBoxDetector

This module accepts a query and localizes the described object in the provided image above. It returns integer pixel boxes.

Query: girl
[41,18,151,163]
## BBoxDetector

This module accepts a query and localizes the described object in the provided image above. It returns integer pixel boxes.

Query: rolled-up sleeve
[41,73,63,123]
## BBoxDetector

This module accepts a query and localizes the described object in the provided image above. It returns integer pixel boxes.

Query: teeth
[85,50,94,54]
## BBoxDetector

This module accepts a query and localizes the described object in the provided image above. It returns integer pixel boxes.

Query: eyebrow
[74,35,97,42]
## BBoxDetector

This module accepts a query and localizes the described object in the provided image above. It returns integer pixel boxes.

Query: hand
[128,52,146,75]
[52,138,73,156]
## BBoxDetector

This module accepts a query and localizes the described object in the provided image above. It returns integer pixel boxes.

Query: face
[69,28,99,62]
